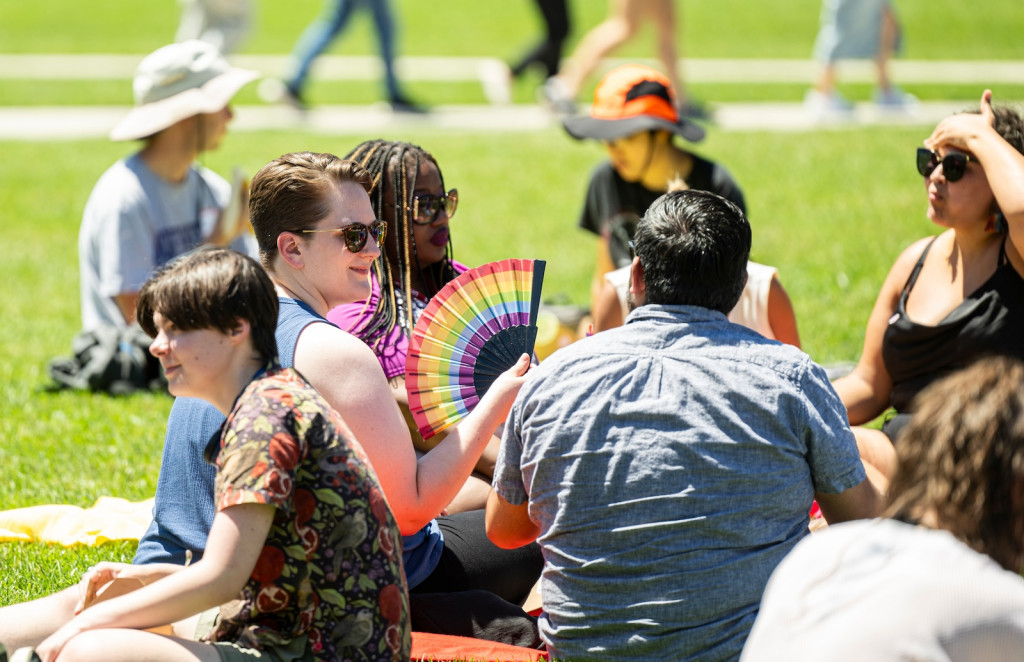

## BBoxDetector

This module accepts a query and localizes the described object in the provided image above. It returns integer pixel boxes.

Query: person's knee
[46,626,126,662]
[853,425,899,484]
[606,17,637,41]
[0,585,82,648]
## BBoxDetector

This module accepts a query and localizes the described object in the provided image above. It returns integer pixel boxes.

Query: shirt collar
[624,303,729,325]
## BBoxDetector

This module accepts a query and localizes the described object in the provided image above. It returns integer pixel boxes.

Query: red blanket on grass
[411,632,547,661]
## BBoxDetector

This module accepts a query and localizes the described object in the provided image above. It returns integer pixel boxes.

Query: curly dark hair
[989,105,1024,157]
[885,355,1024,573]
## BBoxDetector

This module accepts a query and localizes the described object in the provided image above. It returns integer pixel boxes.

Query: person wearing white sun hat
[78,39,260,333]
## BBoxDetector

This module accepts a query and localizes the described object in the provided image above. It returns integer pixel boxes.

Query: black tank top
[882,236,1024,413]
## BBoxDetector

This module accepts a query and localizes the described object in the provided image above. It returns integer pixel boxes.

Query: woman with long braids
[328,140,498,513]
[326,142,542,646]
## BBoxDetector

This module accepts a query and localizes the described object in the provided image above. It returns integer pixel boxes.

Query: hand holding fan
[406,258,546,439]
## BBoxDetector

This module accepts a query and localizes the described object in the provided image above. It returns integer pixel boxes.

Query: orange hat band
[591,79,679,123]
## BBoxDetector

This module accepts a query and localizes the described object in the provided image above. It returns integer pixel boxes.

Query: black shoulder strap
[900,237,938,298]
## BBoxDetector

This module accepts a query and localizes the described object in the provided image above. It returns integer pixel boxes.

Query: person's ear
[227,318,250,346]
[629,256,646,303]
[277,231,305,270]
[229,319,248,342]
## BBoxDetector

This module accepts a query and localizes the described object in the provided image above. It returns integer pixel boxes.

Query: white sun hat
[109,40,260,142]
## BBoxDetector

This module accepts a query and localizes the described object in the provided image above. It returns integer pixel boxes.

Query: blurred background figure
[480,0,572,105]
[511,0,571,83]
[79,40,259,334]
[540,0,704,119]
[805,0,917,121]
[175,0,254,54]
[742,356,1024,661]
[266,0,423,112]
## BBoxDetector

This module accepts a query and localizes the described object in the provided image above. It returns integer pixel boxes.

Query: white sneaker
[257,78,307,111]
[874,86,919,114]
[539,77,577,114]
[478,59,512,105]
[804,88,854,123]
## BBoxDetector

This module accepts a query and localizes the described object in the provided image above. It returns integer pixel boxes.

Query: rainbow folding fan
[405,258,546,439]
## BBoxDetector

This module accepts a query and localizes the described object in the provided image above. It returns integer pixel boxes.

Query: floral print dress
[209,365,411,661]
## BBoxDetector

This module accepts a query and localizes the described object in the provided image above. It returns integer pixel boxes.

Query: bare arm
[832,240,926,424]
[203,172,251,247]
[814,478,883,524]
[592,277,626,332]
[766,276,801,348]
[295,322,530,534]
[485,490,540,549]
[114,293,139,325]
[37,503,274,661]
[391,374,498,478]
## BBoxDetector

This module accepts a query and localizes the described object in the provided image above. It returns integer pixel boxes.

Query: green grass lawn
[0,0,1017,608]
[3,0,1022,59]
[1,123,930,604]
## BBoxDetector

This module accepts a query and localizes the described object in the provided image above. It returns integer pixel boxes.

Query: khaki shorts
[194,608,314,662]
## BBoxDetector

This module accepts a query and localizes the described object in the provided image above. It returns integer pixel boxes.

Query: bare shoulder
[885,234,941,285]
[293,321,385,382]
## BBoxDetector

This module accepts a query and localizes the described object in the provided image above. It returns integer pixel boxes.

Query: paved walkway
[0,100,980,140]
[1,54,1015,140]
[2,54,1020,84]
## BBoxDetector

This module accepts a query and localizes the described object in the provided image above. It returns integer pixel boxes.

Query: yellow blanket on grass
[0,497,154,546]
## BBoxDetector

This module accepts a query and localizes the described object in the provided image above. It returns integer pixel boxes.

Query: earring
[995,212,1008,233]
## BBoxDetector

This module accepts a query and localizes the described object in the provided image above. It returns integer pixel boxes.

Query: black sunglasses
[916,148,973,182]
[412,189,458,226]
[301,220,387,253]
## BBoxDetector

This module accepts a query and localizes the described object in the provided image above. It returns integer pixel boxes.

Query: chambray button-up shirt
[495,304,865,661]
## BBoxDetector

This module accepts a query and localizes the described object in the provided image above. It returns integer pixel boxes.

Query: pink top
[327,261,468,379]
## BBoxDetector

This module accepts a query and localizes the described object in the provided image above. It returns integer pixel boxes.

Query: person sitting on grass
[742,355,1024,660]
[590,184,801,345]
[832,89,1024,486]
[0,247,411,661]
[327,139,500,513]
[142,152,539,646]
[79,40,259,333]
[486,189,880,661]
[559,63,798,346]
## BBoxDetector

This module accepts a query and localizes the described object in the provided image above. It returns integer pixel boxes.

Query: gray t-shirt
[742,519,1024,661]
[78,153,255,330]
[493,304,865,661]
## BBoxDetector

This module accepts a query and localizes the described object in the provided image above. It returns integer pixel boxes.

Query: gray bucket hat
[110,40,259,141]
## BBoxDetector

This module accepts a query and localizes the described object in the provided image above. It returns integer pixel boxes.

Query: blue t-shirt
[494,304,865,661]
[135,297,444,588]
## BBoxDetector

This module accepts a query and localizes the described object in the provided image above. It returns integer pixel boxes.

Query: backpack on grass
[47,323,166,395]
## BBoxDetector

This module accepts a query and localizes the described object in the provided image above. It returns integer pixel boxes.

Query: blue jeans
[286,0,401,100]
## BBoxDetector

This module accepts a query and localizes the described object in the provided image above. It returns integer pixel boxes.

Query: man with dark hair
[486,189,881,661]
[629,190,751,312]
